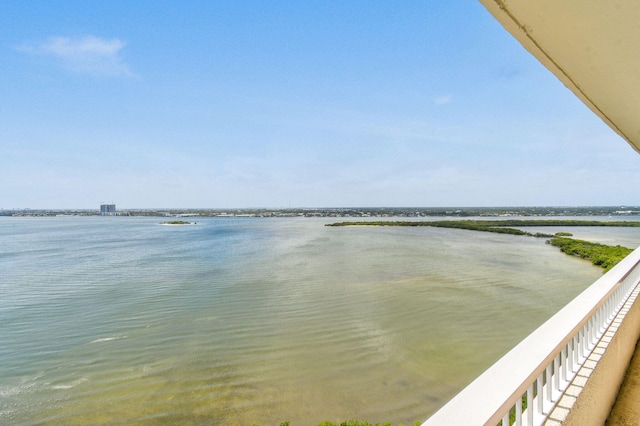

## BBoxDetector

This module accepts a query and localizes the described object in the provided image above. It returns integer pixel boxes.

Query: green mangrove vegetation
[160,220,193,225]
[548,237,633,272]
[327,219,640,272]
[326,219,640,229]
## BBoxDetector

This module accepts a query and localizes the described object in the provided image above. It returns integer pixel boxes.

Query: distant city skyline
[2,2,639,209]
[4,206,640,218]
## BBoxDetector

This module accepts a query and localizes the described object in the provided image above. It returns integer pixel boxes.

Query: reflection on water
[2,217,635,425]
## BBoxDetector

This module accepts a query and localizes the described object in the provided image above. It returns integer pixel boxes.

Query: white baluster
[527,385,534,426]
[516,396,522,426]
[537,374,544,415]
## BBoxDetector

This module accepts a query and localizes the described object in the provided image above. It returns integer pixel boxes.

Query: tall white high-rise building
[100,204,116,216]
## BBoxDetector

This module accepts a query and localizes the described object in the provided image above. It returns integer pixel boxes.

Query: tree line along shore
[327,219,640,272]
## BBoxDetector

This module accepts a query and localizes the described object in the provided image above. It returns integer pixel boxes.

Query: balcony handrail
[422,246,640,426]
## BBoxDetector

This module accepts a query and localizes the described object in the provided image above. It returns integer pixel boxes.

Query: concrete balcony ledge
[546,279,640,425]
[421,246,640,426]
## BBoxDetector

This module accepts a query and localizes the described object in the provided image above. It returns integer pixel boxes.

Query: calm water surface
[2,216,639,425]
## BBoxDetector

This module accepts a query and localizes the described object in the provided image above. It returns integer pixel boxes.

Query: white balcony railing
[422,246,640,426]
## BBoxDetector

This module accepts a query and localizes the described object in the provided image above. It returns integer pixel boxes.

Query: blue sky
[2,1,639,209]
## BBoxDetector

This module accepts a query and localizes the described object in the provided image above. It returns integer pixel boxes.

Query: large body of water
[2,216,639,425]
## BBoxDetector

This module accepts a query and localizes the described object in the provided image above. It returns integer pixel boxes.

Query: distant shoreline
[4,206,640,218]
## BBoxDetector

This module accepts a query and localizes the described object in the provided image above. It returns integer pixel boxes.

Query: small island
[160,220,194,225]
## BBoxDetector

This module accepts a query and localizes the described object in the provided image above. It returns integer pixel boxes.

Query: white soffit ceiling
[480,0,640,154]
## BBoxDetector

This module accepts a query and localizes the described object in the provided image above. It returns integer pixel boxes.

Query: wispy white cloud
[17,35,133,76]
[434,94,453,105]
[496,64,522,80]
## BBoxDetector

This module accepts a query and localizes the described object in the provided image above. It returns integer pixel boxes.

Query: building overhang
[480,0,640,154]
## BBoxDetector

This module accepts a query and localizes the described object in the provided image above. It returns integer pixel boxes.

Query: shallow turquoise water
[1,216,636,425]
